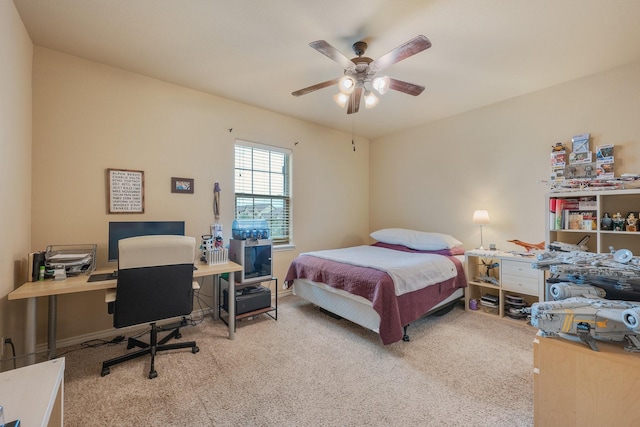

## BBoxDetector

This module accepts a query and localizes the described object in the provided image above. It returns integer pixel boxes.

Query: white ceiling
[13,0,640,140]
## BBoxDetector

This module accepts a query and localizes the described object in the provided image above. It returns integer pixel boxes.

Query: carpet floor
[59,295,536,426]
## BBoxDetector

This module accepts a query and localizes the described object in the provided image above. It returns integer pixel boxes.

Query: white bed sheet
[293,254,465,333]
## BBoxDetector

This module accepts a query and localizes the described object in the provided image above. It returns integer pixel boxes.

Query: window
[234,141,291,245]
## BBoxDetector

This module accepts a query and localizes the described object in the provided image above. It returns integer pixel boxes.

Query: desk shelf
[218,277,278,330]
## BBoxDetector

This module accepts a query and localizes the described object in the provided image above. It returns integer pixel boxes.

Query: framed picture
[171,177,194,194]
[107,168,145,214]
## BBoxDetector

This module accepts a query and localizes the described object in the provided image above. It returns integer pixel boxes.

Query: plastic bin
[232,219,270,240]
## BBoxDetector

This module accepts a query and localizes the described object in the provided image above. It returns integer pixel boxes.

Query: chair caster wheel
[101,367,110,377]
[192,346,199,354]
[402,335,410,342]
[149,370,158,379]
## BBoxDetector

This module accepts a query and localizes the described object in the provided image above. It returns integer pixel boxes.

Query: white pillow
[370,228,463,251]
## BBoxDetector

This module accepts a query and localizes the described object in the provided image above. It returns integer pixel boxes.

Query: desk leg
[212,274,219,321]
[228,275,235,340]
[48,295,57,359]
[25,297,37,365]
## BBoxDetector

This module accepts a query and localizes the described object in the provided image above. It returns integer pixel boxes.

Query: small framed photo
[171,177,194,194]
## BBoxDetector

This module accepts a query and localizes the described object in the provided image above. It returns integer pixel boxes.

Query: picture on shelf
[551,150,566,167]
[551,167,565,182]
[596,144,614,160]
[566,162,596,179]
[596,158,614,179]
[569,151,592,165]
[572,136,589,153]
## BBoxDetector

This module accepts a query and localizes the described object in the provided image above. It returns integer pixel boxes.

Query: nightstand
[465,250,544,320]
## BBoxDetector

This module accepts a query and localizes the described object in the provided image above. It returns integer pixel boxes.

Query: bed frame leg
[402,325,410,342]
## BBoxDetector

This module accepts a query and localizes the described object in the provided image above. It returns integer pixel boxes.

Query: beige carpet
[60,295,536,426]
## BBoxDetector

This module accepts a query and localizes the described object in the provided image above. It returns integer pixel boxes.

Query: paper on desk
[47,254,92,266]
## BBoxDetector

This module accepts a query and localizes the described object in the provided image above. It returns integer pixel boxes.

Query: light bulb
[338,76,355,94]
[372,76,390,95]
[333,92,349,108]
[364,90,378,108]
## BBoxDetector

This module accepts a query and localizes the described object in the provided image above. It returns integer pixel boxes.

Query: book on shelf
[549,197,597,231]
[549,198,557,231]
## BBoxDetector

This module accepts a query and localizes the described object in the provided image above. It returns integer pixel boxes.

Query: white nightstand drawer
[502,273,539,295]
[501,259,538,279]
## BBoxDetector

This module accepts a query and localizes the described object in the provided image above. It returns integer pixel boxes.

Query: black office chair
[101,235,200,379]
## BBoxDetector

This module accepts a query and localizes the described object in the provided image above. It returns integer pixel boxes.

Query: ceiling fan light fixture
[338,76,355,94]
[293,36,431,115]
[333,92,349,108]
[372,76,390,95]
[364,90,379,108]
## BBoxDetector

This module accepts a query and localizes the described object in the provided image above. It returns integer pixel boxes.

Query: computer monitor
[108,221,185,262]
[229,238,273,284]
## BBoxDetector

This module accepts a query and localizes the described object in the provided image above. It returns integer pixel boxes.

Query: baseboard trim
[41,308,213,353]
[42,292,289,353]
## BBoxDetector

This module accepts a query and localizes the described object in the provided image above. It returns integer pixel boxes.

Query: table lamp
[472,210,490,249]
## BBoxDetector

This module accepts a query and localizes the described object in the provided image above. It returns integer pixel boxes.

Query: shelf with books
[546,189,640,255]
[549,196,597,231]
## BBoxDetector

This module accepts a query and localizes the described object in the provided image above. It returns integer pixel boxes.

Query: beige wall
[10,18,640,351]
[31,47,370,345]
[0,1,33,360]
[371,60,640,251]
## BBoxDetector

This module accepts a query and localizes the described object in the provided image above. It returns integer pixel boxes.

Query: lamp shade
[372,76,390,95]
[333,92,349,108]
[472,210,490,225]
[338,76,355,94]
[364,90,379,108]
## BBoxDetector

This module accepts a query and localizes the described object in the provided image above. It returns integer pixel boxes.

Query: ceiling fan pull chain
[351,107,356,152]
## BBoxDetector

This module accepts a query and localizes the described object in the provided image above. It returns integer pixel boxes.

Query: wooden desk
[9,262,242,358]
[0,358,65,426]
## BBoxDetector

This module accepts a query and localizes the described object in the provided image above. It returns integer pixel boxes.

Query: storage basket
[45,244,97,275]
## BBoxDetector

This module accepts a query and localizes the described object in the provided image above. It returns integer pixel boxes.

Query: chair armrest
[192,280,200,290]
[105,289,117,303]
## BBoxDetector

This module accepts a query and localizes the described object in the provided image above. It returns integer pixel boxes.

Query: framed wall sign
[107,168,145,213]
[171,177,194,194]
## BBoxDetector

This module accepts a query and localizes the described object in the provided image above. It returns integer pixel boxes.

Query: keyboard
[87,272,118,282]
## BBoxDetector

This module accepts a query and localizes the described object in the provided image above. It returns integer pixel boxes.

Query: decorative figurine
[626,213,638,232]
[613,212,625,231]
[507,240,545,252]
[584,164,594,177]
[601,213,613,231]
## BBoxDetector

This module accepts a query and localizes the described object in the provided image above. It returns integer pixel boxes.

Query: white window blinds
[234,141,291,244]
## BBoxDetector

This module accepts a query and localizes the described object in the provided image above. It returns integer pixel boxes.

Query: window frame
[234,140,292,246]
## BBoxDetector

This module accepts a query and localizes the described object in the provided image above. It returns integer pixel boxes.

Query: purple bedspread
[284,249,467,344]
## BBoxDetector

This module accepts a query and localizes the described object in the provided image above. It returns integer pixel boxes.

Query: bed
[284,228,468,344]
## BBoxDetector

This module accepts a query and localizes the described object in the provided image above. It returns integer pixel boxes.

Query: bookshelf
[465,251,544,320]
[546,189,640,255]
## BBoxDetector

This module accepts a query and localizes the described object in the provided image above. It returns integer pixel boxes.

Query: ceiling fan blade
[347,87,362,114]
[370,35,432,72]
[309,40,355,70]
[388,78,425,96]
[291,77,341,97]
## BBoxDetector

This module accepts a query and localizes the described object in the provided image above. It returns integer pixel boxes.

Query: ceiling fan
[292,35,432,114]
